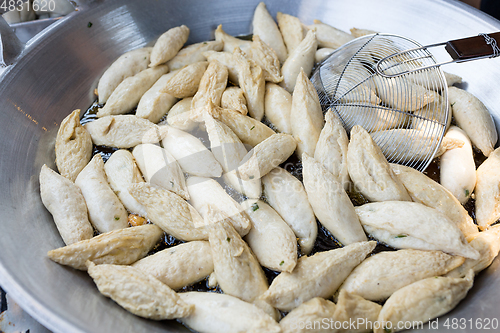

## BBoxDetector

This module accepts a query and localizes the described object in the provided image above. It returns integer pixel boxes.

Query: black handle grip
[445,32,500,61]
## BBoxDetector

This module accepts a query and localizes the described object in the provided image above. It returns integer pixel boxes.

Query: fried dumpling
[390,163,478,238]
[302,153,367,245]
[132,241,213,290]
[135,71,178,123]
[75,154,128,233]
[262,167,317,255]
[259,241,376,311]
[39,165,93,245]
[475,147,500,229]
[290,68,324,158]
[281,29,317,93]
[97,47,152,104]
[150,25,190,67]
[338,249,465,301]
[179,292,281,333]
[104,149,146,216]
[97,65,169,117]
[129,182,207,241]
[55,109,93,182]
[167,40,223,71]
[374,271,474,333]
[162,126,222,178]
[87,262,193,320]
[356,201,480,259]
[47,224,163,270]
[132,143,189,200]
[242,199,298,273]
[448,86,497,157]
[252,2,287,63]
[347,125,411,202]
[85,115,168,148]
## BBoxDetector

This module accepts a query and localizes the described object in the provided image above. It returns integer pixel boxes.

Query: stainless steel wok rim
[1,0,500,332]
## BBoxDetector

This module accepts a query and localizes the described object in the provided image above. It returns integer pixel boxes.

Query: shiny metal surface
[0,16,23,65]
[0,0,499,332]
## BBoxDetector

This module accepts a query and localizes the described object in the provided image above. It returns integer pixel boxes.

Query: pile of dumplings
[39,2,500,333]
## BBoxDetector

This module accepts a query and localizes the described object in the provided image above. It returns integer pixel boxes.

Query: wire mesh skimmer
[311,33,450,172]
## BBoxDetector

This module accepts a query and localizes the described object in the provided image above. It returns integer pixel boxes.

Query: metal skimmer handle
[376,32,500,77]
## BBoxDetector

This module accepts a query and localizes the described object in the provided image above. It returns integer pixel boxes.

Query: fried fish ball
[104,150,146,216]
[129,182,207,241]
[55,109,93,182]
[191,60,228,109]
[193,102,275,147]
[85,115,168,148]
[355,201,480,259]
[135,71,178,124]
[160,61,208,99]
[338,103,407,133]
[203,50,240,84]
[446,225,500,278]
[39,165,93,245]
[259,241,376,311]
[208,213,269,304]
[290,68,324,158]
[347,125,411,202]
[252,2,288,63]
[264,82,292,134]
[179,292,281,333]
[350,27,377,38]
[47,224,163,270]
[444,71,462,86]
[390,163,478,238]
[221,86,248,115]
[236,133,297,181]
[448,86,498,157]
[440,126,476,204]
[279,297,336,333]
[242,199,298,273]
[162,126,222,178]
[338,249,465,301]
[75,154,128,233]
[373,75,436,112]
[132,241,214,290]
[277,12,305,54]
[215,24,252,54]
[97,65,169,117]
[314,47,334,63]
[97,47,152,104]
[475,147,500,229]
[132,143,189,200]
[281,29,317,93]
[374,270,474,333]
[167,40,223,71]
[150,25,190,67]
[204,113,261,198]
[333,290,382,333]
[262,167,317,255]
[87,262,193,320]
[165,97,197,132]
[233,48,266,121]
[279,291,382,333]
[411,99,449,133]
[302,153,367,245]
[314,109,350,190]
[246,35,283,83]
[186,176,251,236]
[307,19,354,49]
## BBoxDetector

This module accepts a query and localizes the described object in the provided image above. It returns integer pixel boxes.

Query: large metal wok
[1,0,499,332]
